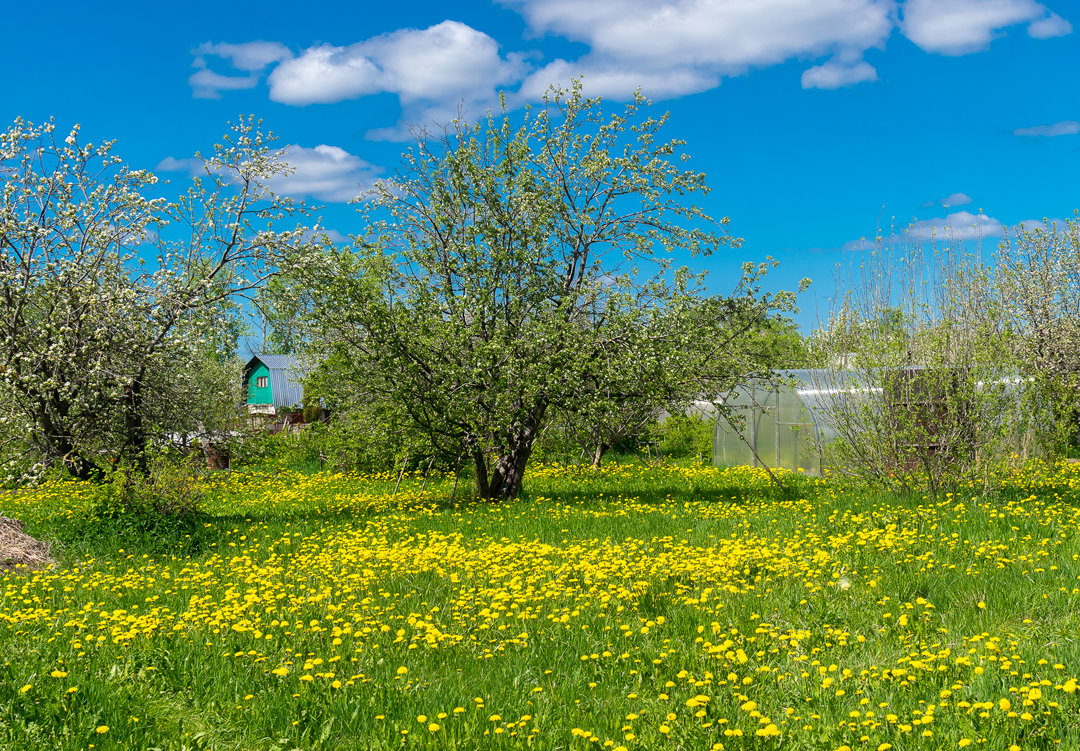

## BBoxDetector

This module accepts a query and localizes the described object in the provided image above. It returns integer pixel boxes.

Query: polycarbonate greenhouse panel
[712,369,873,475]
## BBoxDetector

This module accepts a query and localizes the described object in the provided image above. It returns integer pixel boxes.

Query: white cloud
[1028,11,1072,38]
[1014,120,1080,137]
[187,2,1074,131]
[271,144,383,202]
[843,210,1004,250]
[190,41,293,98]
[267,45,383,105]
[189,68,260,99]
[194,41,293,71]
[941,191,973,205]
[507,0,895,68]
[265,21,525,139]
[509,0,896,99]
[517,58,718,100]
[900,0,1069,55]
[156,144,383,203]
[1013,217,1070,233]
[801,59,878,89]
[155,156,193,172]
[907,210,1004,240]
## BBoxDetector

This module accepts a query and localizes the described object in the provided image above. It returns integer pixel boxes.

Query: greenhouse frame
[712,369,854,475]
[712,368,1039,475]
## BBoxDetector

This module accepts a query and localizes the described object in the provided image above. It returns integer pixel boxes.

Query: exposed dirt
[0,516,54,573]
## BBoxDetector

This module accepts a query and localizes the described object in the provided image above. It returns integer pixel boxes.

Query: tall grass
[0,461,1078,749]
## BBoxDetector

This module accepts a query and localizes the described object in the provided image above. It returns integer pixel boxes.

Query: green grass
[1,460,1079,750]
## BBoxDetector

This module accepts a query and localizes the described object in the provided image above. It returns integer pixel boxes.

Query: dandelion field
[2,462,1080,750]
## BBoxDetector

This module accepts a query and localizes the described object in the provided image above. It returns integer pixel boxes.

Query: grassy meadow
[2,460,1080,750]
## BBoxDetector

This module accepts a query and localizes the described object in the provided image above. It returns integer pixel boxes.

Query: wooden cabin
[243,354,305,417]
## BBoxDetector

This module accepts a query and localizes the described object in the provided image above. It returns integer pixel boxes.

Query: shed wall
[247,363,272,404]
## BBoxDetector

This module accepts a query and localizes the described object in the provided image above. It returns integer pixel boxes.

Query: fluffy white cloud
[1014,120,1080,137]
[940,191,973,205]
[265,21,525,139]
[190,41,293,98]
[187,2,1074,132]
[801,60,878,89]
[154,156,192,172]
[517,58,718,100]
[270,144,383,202]
[189,68,259,99]
[507,0,895,67]
[156,144,383,203]
[268,46,382,105]
[1028,11,1072,38]
[900,0,1069,55]
[510,0,896,98]
[907,210,1004,240]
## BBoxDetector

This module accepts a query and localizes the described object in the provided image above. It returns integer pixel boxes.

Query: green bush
[654,413,713,459]
[84,452,204,546]
[231,407,422,474]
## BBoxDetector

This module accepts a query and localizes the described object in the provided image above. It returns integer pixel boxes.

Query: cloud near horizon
[842,210,1004,251]
[841,212,1074,253]
[156,144,383,203]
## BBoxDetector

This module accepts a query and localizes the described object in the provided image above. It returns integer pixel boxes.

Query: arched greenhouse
[712,369,856,475]
[712,368,1041,475]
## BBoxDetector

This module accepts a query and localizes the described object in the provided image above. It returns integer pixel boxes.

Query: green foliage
[745,315,812,368]
[91,453,202,518]
[83,453,204,547]
[811,236,1046,492]
[653,413,714,459]
[273,83,806,498]
[231,411,423,475]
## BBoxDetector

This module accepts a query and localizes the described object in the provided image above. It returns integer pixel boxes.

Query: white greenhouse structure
[712,368,1041,475]
[712,369,848,475]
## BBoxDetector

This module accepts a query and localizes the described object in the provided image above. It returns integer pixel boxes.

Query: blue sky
[3,0,1079,329]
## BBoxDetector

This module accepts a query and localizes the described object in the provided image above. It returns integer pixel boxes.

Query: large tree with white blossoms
[0,117,315,480]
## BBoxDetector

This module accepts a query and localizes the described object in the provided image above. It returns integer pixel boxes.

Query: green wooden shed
[243,354,305,415]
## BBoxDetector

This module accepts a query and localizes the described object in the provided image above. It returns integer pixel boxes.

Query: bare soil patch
[0,516,54,573]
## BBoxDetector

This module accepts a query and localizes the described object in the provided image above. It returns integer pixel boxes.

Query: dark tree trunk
[473,450,491,499]
[477,405,546,500]
[36,394,98,481]
[122,377,149,474]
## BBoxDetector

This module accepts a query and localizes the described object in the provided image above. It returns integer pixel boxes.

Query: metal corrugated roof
[253,354,296,371]
[245,354,307,409]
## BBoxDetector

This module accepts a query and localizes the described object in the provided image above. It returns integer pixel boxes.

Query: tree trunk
[36,395,98,481]
[122,377,149,474]
[473,450,491,499]
[478,405,546,500]
[591,442,608,468]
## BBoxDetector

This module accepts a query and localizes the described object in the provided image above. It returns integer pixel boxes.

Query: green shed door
[247,363,273,404]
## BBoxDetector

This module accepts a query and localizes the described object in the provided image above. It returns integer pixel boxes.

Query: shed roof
[244,354,307,409]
